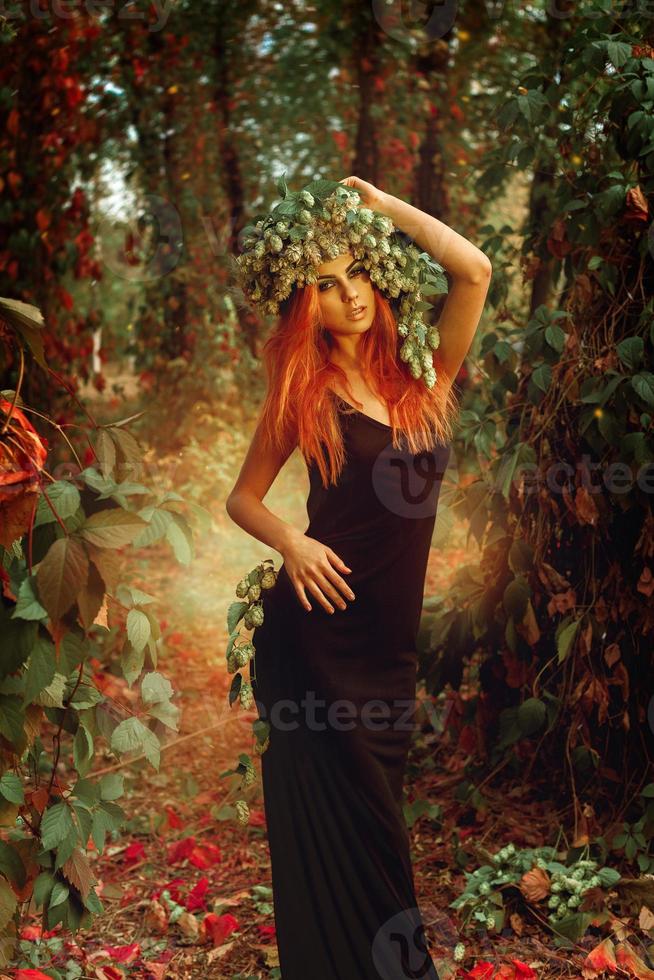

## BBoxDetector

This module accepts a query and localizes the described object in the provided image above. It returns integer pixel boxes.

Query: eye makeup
[318,264,368,292]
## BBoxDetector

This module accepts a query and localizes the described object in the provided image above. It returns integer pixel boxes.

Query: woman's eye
[318,267,366,291]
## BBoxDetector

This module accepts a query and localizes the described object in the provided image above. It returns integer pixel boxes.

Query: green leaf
[99,773,125,802]
[503,575,531,622]
[517,698,547,736]
[49,880,70,909]
[141,671,173,704]
[148,698,180,731]
[0,771,24,805]
[616,336,644,371]
[545,324,566,353]
[0,839,27,888]
[495,442,537,501]
[34,481,81,528]
[508,539,534,574]
[127,608,151,653]
[121,641,145,687]
[557,617,580,664]
[532,364,552,393]
[165,517,193,565]
[80,508,147,548]
[607,40,633,69]
[34,536,89,622]
[23,636,56,705]
[36,672,67,708]
[73,724,94,777]
[0,877,18,931]
[40,802,77,851]
[11,575,49,621]
[632,373,654,407]
[0,693,25,745]
[275,171,288,199]
[111,717,160,770]
[227,600,248,633]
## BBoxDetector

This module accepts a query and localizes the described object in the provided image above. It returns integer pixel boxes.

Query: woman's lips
[347,306,367,320]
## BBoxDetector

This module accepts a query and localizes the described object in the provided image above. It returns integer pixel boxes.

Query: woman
[226,176,491,979]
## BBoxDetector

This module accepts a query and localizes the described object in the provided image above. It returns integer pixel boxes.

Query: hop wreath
[232,175,449,389]
[223,558,278,824]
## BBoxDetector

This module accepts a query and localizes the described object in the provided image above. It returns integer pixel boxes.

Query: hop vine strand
[232,176,448,390]
[223,558,278,825]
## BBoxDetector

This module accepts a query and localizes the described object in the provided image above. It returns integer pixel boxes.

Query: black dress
[251,395,450,980]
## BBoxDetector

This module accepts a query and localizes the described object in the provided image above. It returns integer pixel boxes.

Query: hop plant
[261,570,277,589]
[244,604,264,629]
[242,760,257,787]
[234,645,251,669]
[233,178,448,392]
[235,800,250,825]
[240,681,254,709]
[247,583,261,602]
[235,577,249,598]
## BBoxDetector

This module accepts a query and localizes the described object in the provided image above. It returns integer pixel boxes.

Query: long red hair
[255,281,461,487]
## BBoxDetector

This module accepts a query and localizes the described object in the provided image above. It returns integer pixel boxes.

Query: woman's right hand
[281,532,356,614]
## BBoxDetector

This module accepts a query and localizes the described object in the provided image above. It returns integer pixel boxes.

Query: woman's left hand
[339,176,387,212]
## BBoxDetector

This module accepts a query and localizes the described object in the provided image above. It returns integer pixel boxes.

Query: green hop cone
[234,646,251,669]
[240,681,254,709]
[242,761,257,787]
[235,799,250,825]
[261,570,277,589]
[244,604,265,629]
[226,652,238,674]
[247,583,261,602]
[235,577,249,598]
[453,943,466,963]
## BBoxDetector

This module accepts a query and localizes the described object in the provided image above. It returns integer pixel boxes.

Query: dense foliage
[418,10,654,837]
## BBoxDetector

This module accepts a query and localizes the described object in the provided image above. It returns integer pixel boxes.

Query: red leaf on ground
[465,963,495,979]
[189,842,222,868]
[152,877,187,904]
[165,805,184,829]
[616,940,654,978]
[101,943,141,964]
[584,936,618,973]
[201,911,240,946]
[167,836,197,864]
[185,876,210,911]
[15,971,58,979]
[123,841,146,865]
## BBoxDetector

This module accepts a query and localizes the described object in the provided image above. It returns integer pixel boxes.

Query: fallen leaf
[519,865,550,903]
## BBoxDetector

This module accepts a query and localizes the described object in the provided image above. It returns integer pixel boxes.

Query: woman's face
[315,251,375,335]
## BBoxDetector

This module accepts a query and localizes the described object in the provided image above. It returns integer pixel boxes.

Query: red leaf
[189,842,222,869]
[185,877,210,912]
[202,912,240,946]
[584,937,617,972]
[465,962,495,979]
[167,836,197,864]
[616,940,654,978]
[102,943,141,964]
[123,841,146,865]
[165,805,184,829]
[15,971,58,979]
